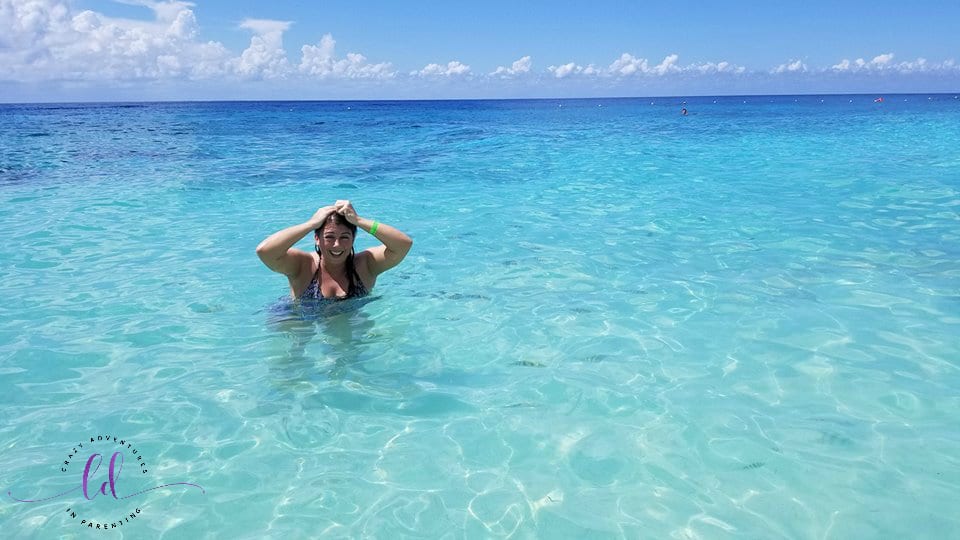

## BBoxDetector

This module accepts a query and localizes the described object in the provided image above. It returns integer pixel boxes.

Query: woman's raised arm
[335,200,413,276]
[255,205,336,277]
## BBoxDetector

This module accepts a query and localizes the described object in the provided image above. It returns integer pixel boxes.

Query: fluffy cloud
[608,53,682,76]
[299,34,394,79]
[490,55,531,77]
[412,61,470,77]
[548,62,578,78]
[773,59,807,73]
[832,53,893,72]
[0,0,235,80]
[233,18,292,79]
[835,53,939,73]
[872,53,894,66]
[0,0,392,82]
[547,62,599,78]
[551,54,742,78]
[652,54,680,75]
[828,53,960,74]
[608,53,647,76]
[694,61,744,74]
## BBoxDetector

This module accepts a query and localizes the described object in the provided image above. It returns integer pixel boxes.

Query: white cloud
[0,1,391,83]
[828,53,960,74]
[832,58,851,71]
[412,60,470,77]
[609,53,648,76]
[695,61,745,74]
[490,55,531,77]
[166,9,198,40]
[603,53,743,77]
[872,53,894,66]
[547,62,579,78]
[892,57,952,73]
[238,18,290,36]
[299,33,394,79]
[582,64,600,75]
[773,59,807,73]
[233,18,292,79]
[832,53,895,72]
[898,57,927,71]
[0,0,230,81]
[548,61,604,78]
[652,54,680,75]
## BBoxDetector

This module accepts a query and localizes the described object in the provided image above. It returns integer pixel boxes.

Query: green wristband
[370,220,379,236]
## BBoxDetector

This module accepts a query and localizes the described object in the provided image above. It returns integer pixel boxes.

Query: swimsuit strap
[306,252,367,300]
[350,266,368,297]
[297,263,322,300]
[312,262,322,289]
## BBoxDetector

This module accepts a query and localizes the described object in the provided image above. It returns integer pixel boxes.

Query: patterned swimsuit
[298,263,368,301]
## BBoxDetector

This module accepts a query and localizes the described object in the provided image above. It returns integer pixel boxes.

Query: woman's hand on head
[309,205,338,228]
[335,200,359,225]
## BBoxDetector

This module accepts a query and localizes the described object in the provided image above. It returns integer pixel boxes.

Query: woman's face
[316,223,355,262]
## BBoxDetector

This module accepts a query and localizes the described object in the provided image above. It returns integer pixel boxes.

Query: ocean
[1,95,959,538]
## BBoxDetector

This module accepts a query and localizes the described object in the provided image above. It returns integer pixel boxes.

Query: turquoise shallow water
[1,96,959,538]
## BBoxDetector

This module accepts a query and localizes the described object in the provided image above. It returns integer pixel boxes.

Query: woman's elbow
[401,236,413,256]
[255,242,275,262]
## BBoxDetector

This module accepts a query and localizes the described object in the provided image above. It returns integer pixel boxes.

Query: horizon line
[2,91,959,107]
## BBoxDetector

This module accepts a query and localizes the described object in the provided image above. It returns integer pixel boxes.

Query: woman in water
[256,200,413,301]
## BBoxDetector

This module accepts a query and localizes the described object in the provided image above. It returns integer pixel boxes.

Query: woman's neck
[320,255,348,274]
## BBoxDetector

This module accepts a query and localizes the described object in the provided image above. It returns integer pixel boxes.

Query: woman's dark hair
[314,213,360,296]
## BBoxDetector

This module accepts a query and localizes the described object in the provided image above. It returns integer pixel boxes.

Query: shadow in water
[265,295,380,383]
[254,295,386,449]
[257,294,482,449]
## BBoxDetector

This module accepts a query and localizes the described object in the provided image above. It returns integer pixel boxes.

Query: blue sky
[1,0,958,102]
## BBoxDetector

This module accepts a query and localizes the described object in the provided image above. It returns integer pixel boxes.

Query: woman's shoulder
[287,249,318,283]
[288,251,320,298]
[354,248,373,270]
[354,249,378,282]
